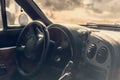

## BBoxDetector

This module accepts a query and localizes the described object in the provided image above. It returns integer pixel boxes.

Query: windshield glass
[34,0,120,24]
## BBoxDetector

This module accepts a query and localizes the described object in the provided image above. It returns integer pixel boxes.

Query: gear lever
[59,61,73,80]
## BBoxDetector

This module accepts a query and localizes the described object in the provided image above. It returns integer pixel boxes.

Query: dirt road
[41,7,120,24]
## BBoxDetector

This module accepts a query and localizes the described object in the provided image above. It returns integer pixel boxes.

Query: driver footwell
[11,64,62,80]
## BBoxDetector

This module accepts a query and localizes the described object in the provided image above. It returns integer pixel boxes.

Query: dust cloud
[36,0,120,24]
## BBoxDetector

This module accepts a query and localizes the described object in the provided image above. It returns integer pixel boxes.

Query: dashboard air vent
[87,44,97,59]
[96,47,108,64]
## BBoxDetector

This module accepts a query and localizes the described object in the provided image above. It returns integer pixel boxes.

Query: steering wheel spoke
[36,33,44,46]
[17,45,26,52]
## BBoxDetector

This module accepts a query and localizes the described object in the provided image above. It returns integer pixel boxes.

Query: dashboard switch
[0,64,8,76]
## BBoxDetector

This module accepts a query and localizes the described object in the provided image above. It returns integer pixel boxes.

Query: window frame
[1,0,7,30]
[0,0,26,30]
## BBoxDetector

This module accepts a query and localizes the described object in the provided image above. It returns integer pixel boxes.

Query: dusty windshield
[34,0,120,24]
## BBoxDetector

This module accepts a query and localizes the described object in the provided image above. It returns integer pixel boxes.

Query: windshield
[34,0,120,24]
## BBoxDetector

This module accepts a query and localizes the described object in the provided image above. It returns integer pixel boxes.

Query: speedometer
[48,26,73,68]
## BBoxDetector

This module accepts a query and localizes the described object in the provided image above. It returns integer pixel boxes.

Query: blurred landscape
[36,0,120,24]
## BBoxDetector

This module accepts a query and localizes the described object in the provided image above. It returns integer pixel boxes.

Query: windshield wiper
[80,22,120,31]
[81,22,120,28]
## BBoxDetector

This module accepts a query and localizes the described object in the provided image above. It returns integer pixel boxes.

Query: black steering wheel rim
[16,21,49,77]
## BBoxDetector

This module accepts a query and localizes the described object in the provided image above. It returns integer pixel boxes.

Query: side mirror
[18,13,28,25]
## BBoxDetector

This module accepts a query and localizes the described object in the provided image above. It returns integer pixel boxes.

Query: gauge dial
[48,27,73,68]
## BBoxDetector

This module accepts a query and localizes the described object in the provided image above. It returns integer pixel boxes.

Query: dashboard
[83,29,120,80]
[0,22,120,80]
[46,24,120,80]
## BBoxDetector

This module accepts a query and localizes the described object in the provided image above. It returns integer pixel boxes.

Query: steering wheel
[16,21,49,77]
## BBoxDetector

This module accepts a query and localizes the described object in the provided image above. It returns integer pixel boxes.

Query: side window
[5,0,32,27]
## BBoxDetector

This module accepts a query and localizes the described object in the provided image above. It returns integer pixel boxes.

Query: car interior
[0,0,120,80]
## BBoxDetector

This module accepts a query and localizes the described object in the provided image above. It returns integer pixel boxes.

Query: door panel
[0,29,21,48]
[0,28,22,80]
[0,47,16,80]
